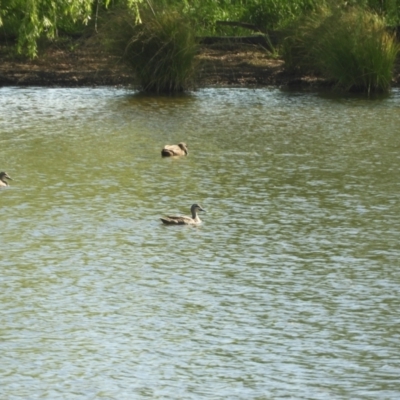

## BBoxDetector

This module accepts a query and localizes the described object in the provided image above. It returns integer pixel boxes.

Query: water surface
[1,87,400,399]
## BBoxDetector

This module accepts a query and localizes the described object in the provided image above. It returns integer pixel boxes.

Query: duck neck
[191,212,202,223]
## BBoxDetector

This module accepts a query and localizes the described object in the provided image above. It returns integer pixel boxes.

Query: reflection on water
[1,87,400,399]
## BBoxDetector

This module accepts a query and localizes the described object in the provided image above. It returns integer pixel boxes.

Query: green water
[1,87,400,399]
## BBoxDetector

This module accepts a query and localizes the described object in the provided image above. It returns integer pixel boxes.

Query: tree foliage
[0,0,95,56]
[1,0,400,58]
[0,0,146,57]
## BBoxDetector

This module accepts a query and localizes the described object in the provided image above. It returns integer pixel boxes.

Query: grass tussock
[282,6,399,93]
[104,8,199,93]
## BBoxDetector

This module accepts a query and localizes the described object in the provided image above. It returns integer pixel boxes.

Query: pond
[1,86,400,399]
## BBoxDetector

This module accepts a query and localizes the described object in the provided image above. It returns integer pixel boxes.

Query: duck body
[161,142,188,157]
[161,203,205,225]
[0,171,12,187]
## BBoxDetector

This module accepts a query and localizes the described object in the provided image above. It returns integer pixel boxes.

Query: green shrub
[105,8,199,93]
[281,6,330,75]
[282,6,399,93]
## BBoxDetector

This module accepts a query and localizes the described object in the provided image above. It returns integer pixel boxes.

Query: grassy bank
[95,1,400,93]
[1,1,400,93]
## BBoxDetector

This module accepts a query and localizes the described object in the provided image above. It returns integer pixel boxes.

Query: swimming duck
[161,203,206,225]
[161,142,188,157]
[0,171,12,187]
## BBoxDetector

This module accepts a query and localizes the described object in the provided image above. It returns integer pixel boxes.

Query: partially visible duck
[0,171,12,187]
[161,142,188,157]
[161,203,206,225]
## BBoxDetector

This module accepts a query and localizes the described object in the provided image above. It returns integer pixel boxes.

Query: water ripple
[1,87,400,399]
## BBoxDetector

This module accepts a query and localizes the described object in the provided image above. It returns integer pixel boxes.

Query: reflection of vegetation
[104,8,198,93]
[282,6,399,93]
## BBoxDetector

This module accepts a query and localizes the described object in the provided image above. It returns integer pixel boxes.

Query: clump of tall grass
[282,6,399,93]
[104,7,199,93]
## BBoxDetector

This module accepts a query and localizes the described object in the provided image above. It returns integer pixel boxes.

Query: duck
[161,203,206,225]
[161,142,188,157]
[0,171,12,187]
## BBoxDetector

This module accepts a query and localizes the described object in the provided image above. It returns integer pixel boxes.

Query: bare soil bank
[1,40,400,89]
